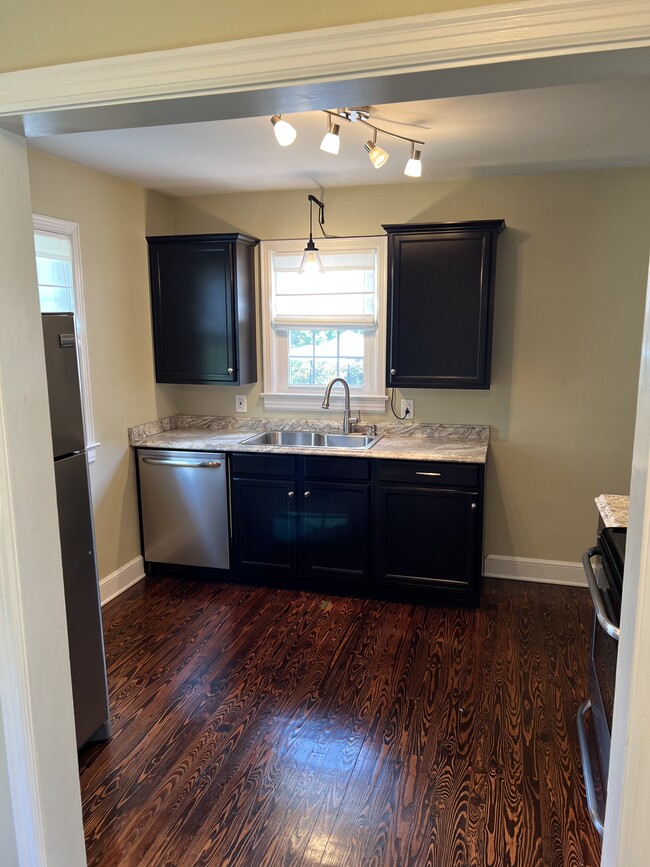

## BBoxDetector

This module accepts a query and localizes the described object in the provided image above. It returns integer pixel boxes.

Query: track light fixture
[271,114,297,146]
[269,106,425,176]
[299,195,325,274]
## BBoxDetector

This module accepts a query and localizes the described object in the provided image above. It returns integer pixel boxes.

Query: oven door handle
[582,547,620,640]
[577,700,605,837]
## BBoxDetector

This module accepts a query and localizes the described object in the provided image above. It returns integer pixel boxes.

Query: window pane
[34,231,75,314]
[314,359,338,384]
[288,329,364,387]
[290,358,314,385]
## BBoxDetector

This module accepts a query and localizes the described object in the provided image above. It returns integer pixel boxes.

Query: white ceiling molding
[0,0,648,117]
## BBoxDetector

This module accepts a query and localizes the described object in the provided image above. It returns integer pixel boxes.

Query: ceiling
[29,78,650,197]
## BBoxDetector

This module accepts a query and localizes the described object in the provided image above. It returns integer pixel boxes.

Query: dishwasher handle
[582,546,620,640]
[142,457,222,469]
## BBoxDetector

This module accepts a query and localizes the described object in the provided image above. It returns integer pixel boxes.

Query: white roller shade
[271,248,377,331]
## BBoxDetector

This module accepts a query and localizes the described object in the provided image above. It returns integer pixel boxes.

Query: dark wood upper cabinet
[147,233,258,385]
[383,220,505,389]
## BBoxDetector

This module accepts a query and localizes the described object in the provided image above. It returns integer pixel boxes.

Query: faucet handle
[349,411,360,431]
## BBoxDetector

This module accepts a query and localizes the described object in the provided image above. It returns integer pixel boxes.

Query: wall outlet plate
[401,399,414,419]
[235,394,247,413]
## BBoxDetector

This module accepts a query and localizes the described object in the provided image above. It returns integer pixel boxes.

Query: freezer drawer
[54,451,110,748]
[138,449,229,569]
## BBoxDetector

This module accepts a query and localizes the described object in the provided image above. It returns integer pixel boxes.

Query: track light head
[404,144,422,177]
[364,137,389,169]
[320,119,341,155]
[271,114,297,146]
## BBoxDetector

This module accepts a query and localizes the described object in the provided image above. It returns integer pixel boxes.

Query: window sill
[261,393,388,413]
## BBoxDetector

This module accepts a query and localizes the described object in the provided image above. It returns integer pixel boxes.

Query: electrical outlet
[235,394,247,413]
[401,399,414,419]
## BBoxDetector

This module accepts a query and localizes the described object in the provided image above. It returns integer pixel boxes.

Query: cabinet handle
[227,367,234,374]
[390,368,397,376]
[304,491,311,498]
[471,502,477,510]
[416,471,441,477]
[287,491,295,498]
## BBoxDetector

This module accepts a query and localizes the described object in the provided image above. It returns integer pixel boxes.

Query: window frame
[260,236,388,413]
[33,214,98,462]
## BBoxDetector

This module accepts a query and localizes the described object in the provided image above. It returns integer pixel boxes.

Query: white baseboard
[99,555,145,605]
[484,554,586,587]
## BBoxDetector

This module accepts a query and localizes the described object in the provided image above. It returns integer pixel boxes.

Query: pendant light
[299,195,325,274]
[271,114,297,146]
[320,116,341,155]
[404,143,422,177]
[364,129,389,169]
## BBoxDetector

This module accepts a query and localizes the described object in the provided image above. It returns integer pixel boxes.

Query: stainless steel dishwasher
[138,449,229,569]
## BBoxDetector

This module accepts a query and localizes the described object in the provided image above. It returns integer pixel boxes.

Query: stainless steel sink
[241,430,383,450]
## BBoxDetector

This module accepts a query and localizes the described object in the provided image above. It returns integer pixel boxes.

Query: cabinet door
[377,485,481,591]
[302,481,371,582]
[149,239,235,383]
[231,477,298,579]
[385,222,503,389]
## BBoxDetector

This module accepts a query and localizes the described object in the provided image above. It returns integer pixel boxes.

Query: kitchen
[1,2,650,865]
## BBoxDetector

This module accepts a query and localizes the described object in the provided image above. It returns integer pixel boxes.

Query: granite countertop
[129,415,489,464]
[595,494,629,528]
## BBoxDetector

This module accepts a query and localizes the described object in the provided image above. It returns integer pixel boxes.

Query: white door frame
[0,2,648,863]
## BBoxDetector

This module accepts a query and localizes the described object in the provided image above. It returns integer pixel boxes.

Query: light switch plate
[235,394,247,413]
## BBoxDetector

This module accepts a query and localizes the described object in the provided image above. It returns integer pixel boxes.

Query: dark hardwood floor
[79,577,601,866]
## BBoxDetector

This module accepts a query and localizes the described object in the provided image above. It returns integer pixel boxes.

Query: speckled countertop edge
[129,415,490,464]
[595,494,629,528]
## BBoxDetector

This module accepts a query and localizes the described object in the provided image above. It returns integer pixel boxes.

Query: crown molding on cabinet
[0,0,648,121]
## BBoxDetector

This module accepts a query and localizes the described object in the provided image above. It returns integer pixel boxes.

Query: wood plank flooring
[79,577,601,866]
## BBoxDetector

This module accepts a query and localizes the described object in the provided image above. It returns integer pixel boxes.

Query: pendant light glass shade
[299,238,324,274]
[404,145,422,177]
[271,114,297,146]
[364,138,389,169]
[320,121,341,155]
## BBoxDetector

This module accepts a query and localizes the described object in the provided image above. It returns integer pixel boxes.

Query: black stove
[578,525,626,837]
[598,526,626,620]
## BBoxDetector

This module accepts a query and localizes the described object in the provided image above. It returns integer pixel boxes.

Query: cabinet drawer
[304,456,370,481]
[231,453,296,478]
[378,460,479,488]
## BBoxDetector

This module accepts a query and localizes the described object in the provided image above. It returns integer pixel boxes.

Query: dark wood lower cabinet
[230,476,298,581]
[303,481,371,581]
[377,485,481,602]
[229,453,484,605]
[231,454,371,587]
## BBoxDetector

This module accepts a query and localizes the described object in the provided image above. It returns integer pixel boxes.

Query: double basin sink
[241,430,383,451]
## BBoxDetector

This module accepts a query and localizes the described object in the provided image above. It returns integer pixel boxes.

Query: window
[33,214,97,461]
[260,237,387,412]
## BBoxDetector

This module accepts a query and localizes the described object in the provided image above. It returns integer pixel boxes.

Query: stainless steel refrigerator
[42,313,111,749]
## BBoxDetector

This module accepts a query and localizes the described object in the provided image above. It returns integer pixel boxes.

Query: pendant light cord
[308,193,340,240]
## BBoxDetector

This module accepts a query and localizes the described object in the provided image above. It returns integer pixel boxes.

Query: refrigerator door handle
[142,457,222,469]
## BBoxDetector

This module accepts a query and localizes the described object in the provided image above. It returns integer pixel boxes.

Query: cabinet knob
[227,367,234,374]
[471,502,477,510]
[304,491,311,498]
[390,368,397,376]
[288,491,295,498]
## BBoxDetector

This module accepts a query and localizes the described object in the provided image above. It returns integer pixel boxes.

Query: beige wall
[0,700,18,867]
[27,149,179,580]
[0,0,522,73]
[171,169,650,563]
